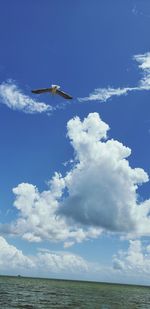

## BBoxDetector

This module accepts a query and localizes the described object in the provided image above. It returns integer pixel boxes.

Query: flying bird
[31,84,73,100]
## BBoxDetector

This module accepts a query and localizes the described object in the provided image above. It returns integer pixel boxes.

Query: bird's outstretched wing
[31,88,52,94]
[56,89,73,99]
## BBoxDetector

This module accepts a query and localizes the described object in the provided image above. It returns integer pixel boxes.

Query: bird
[31,84,73,100]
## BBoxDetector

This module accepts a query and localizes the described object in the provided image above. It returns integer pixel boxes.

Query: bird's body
[32,84,73,100]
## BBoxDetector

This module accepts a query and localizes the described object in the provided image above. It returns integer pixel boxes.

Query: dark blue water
[0,276,150,308]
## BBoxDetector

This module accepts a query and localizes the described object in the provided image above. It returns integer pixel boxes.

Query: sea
[0,275,150,309]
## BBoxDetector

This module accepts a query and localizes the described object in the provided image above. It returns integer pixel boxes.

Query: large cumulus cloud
[12,174,101,246]
[62,113,149,232]
[10,112,150,245]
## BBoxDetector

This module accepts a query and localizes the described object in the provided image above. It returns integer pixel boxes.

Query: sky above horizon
[0,0,150,285]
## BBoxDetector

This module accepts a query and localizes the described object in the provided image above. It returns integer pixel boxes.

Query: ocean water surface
[0,275,150,308]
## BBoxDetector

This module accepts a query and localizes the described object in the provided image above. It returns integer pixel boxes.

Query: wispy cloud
[0,80,52,114]
[79,52,150,103]
[79,87,136,102]
[132,4,150,19]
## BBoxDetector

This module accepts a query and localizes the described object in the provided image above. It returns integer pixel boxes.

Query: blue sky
[0,0,150,285]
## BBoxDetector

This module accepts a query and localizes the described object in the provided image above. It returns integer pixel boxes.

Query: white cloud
[0,236,89,276]
[37,249,89,274]
[134,52,150,88]
[9,112,150,245]
[79,52,150,102]
[1,236,150,284]
[0,236,34,270]
[113,240,150,276]
[12,175,102,245]
[78,87,135,102]
[61,113,150,235]
[0,81,52,114]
